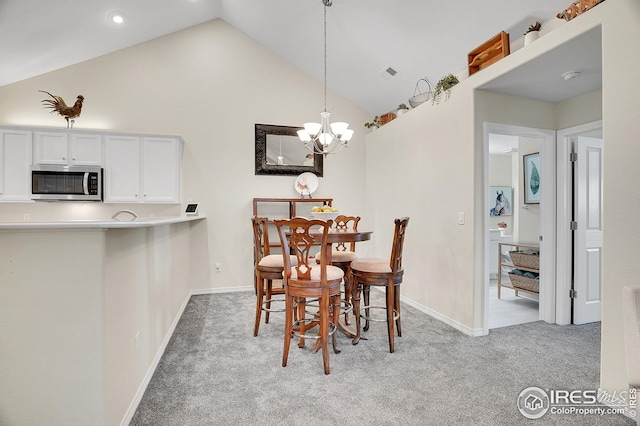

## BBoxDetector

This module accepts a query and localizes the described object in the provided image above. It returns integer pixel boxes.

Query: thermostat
[185,203,199,215]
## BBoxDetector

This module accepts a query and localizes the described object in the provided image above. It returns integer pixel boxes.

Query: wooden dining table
[309,227,373,262]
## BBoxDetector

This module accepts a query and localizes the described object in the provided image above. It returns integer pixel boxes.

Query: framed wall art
[489,186,512,216]
[523,152,541,204]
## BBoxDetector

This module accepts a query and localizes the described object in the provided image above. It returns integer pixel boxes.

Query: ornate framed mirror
[255,124,323,176]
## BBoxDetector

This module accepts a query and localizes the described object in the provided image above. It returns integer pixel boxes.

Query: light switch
[458,212,465,225]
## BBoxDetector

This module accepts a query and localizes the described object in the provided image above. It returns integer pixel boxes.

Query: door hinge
[570,152,578,162]
[570,221,578,231]
[570,289,577,299]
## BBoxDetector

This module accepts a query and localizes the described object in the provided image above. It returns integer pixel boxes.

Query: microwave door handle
[83,172,89,195]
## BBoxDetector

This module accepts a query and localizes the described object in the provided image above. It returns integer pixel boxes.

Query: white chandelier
[297,0,353,156]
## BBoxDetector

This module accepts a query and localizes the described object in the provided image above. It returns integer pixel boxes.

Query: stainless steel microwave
[31,165,103,201]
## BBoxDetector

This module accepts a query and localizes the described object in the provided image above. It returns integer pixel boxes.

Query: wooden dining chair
[275,217,344,375]
[351,217,409,353]
[252,216,297,337]
[315,215,361,324]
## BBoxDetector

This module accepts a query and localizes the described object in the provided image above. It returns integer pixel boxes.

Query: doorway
[483,123,556,333]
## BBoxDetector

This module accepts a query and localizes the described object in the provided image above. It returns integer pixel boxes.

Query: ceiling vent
[379,65,399,80]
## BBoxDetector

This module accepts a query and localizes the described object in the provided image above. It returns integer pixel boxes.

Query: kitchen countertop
[0,215,205,230]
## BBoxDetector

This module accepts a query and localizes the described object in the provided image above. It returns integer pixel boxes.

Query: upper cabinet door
[34,131,102,166]
[0,129,32,202]
[142,137,182,203]
[69,134,102,166]
[104,135,141,203]
[34,132,68,165]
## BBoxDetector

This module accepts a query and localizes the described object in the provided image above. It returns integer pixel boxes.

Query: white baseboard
[192,286,253,295]
[399,294,487,337]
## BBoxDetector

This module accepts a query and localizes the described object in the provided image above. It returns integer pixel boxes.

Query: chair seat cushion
[259,254,298,268]
[350,258,391,273]
[314,251,358,263]
[289,264,344,281]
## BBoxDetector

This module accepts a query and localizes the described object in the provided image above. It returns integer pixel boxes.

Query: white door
[573,136,603,324]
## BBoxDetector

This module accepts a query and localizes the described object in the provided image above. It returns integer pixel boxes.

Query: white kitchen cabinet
[104,135,141,203]
[104,135,182,203]
[0,129,32,202]
[142,137,181,203]
[69,134,102,165]
[34,131,101,166]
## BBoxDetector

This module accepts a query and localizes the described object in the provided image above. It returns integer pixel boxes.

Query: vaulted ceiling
[0,0,601,115]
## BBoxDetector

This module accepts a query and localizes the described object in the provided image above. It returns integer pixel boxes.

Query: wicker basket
[508,273,539,293]
[557,0,604,21]
[509,251,539,269]
[408,78,432,108]
[379,112,396,125]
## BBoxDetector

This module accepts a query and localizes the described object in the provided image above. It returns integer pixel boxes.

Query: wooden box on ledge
[467,31,510,76]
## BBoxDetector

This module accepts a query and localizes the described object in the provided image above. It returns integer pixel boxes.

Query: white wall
[0,19,371,291]
[366,82,477,331]
[0,19,371,424]
[367,0,637,400]
[0,220,209,426]
[0,230,107,425]
[516,137,540,244]
[597,0,640,397]
[0,0,637,409]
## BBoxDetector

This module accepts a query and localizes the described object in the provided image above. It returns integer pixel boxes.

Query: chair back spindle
[389,217,409,274]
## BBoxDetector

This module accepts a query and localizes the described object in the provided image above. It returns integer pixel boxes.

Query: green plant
[431,74,460,104]
[525,21,543,35]
[364,116,380,129]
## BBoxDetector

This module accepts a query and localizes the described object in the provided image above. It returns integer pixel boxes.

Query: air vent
[379,65,399,80]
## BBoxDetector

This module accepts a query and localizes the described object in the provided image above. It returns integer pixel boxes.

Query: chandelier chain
[295,0,352,157]
[323,2,327,112]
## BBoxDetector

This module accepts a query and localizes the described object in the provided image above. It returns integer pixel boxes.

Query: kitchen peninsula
[0,216,210,426]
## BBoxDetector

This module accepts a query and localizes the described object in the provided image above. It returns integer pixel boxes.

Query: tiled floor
[488,276,539,329]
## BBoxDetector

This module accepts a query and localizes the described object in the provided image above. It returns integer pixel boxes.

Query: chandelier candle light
[297,0,353,156]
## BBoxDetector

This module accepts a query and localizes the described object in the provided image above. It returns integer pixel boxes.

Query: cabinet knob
[62,157,66,160]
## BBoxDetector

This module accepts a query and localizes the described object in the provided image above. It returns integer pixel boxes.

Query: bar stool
[275,217,344,375]
[351,217,409,353]
[252,216,297,337]
[315,215,361,324]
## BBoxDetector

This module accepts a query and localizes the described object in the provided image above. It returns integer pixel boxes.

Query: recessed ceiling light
[109,12,124,24]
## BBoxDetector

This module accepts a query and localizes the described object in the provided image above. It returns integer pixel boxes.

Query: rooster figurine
[39,91,84,128]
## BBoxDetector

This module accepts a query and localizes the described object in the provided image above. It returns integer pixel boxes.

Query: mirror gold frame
[255,123,323,176]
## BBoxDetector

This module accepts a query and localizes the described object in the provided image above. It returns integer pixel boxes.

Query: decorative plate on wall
[294,172,318,197]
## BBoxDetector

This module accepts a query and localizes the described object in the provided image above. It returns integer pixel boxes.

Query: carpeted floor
[130,291,633,425]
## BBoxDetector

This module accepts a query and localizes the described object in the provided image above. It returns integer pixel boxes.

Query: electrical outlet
[23,213,30,222]
[135,332,140,352]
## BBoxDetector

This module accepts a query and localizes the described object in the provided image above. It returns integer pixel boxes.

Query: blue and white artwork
[524,153,541,204]
[489,186,512,216]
